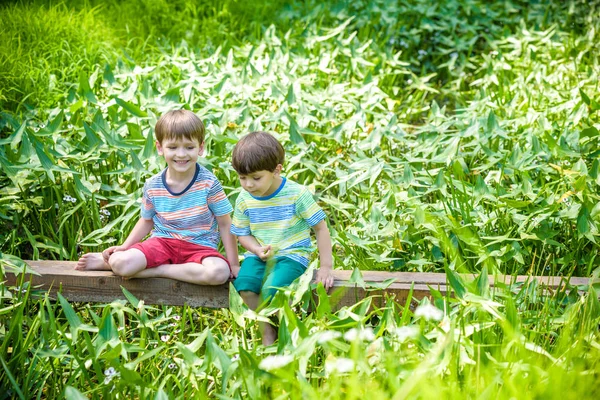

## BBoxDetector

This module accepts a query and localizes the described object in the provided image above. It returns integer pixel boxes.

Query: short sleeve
[207,178,233,216]
[295,188,326,226]
[140,182,155,220]
[230,195,252,236]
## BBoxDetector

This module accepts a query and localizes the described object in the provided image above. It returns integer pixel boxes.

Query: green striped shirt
[230,178,326,266]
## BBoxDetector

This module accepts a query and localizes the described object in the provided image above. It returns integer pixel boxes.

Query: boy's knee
[109,252,133,277]
[203,259,230,284]
[209,267,229,285]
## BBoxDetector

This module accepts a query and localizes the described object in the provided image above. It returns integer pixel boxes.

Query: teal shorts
[233,256,306,301]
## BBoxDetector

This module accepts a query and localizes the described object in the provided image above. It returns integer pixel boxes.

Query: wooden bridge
[4,261,596,308]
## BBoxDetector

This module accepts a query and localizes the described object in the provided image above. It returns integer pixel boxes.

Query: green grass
[1,0,598,274]
[1,0,600,397]
[1,258,599,398]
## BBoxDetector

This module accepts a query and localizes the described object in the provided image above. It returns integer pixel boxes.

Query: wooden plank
[3,261,597,308]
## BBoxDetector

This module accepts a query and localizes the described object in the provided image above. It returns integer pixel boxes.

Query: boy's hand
[102,245,127,263]
[230,265,241,279]
[254,245,273,261]
[314,267,335,291]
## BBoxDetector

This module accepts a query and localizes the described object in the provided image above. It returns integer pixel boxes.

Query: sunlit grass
[1,0,600,397]
[1,0,598,274]
[1,258,599,398]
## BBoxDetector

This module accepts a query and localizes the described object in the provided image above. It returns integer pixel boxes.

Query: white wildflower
[418,49,427,56]
[258,355,294,371]
[103,367,119,384]
[344,327,375,342]
[173,315,181,321]
[414,304,444,321]
[317,330,342,344]
[325,357,355,375]
[168,363,176,369]
[366,338,383,365]
[450,52,458,59]
[161,335,170,342]
[393,326,420,342]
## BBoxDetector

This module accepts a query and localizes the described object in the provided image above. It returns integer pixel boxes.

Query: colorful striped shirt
[230,178,326,267]
[141,163,233,249]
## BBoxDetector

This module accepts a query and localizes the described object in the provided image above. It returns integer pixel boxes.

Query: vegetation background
[0,0,599,398]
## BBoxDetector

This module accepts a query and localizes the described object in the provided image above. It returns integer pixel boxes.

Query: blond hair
[155,110,205,144]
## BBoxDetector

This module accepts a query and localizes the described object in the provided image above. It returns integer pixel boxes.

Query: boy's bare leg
[108,248,147,277]
[127,256,230,285]
[75,253,110,271]
[240,291,277,346]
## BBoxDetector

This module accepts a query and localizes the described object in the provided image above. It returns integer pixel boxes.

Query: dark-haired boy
[230,131,334,345]
[76,110,239,285]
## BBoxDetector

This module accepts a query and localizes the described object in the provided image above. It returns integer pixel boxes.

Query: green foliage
[1,259,599,398]
[1,0,600,396]
[1,0,599,274]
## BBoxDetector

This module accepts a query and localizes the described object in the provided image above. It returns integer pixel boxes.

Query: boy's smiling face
[156,137,204,176]
[238,165,282,198]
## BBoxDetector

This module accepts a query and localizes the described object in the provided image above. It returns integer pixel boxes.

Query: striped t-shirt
[141,163,233,249]
[230,178,326,267]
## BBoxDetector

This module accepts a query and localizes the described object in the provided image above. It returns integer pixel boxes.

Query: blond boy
[76,110,239,284]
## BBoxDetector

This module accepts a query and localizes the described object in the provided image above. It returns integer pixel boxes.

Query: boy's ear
[198,142,205,156]
[274,164,283,175]
[156,140,163,155]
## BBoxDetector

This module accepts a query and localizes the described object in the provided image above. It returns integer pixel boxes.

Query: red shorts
[129,237,229,269]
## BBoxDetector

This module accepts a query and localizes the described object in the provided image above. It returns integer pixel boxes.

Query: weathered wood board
[3,261,596,308]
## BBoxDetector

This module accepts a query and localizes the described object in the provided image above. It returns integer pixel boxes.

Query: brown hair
[155,110,205,144]
[231,131,285,175]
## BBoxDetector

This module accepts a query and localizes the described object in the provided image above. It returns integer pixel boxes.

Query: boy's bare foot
[75,253,111,271]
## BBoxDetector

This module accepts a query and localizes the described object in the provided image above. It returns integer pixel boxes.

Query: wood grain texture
[4,260,596,308]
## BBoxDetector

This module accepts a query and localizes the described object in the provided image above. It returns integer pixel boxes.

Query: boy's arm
[237,235,274,261]
[102,217,154,262]
[216,214,240,277]
[312,220,334,290]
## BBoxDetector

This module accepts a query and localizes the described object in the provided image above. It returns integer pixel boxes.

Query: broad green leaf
[64,386,87,400]
[287,112,305,144]
[83,122,102,148]
[115,97,148,118]
[444,265,466,299]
